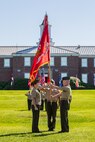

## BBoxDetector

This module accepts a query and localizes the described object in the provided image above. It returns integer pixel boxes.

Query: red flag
[29,14,50,83]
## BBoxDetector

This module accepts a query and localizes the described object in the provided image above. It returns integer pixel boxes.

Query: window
[4,59,10,67]
[61,73,67,78]
[61,57,67,66]
[81,58,87,67]
[24,57,30,66]
[50,57,54,66]
[94,74,95,86]
[24,73,30,79]
[82,74,88,83]
[94,58,95,67]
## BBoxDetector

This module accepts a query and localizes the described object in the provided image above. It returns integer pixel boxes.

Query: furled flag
[29,14,50,83]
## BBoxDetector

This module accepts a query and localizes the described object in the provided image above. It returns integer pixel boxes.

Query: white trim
[4,58,10,68]
[81,58,88,67]
[24,73,30,79]
[82,73,88,83]
[61,72,68,78]
[61,57,67,66]
[24,57,31,67]
[50,57,54,66]
[94,58,95,67]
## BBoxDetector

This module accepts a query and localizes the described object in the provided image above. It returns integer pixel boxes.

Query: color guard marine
[51,77,72,133]
[30,79,41,133]
[41,80,60,131]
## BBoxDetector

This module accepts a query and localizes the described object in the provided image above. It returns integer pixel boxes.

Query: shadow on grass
[0,132,32,137]
[16,109,28,111]
[0,131,59,137]
[32,131,59,137]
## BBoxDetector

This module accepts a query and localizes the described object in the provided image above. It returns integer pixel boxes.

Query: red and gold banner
[29,14,50,83]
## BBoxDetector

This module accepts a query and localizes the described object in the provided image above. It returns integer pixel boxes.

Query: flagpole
[48,41,51,82]
[48,62,51,81]
[48,60,52,99]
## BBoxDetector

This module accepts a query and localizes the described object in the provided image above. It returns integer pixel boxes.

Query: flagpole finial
[45,12,48,16]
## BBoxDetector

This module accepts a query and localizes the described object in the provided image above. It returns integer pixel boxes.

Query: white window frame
[24,57,30,67]
[24,73,30,79]
[82,73,88,83]
[61,57,67,66]
[81,58,87,67]
[4,59,10,68]
[61,72,67,78]
[50,57,54,66]
[94,58,95,67]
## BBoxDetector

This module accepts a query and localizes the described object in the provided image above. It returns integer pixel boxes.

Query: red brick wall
[0,55,95,86]
[0,58,12,81]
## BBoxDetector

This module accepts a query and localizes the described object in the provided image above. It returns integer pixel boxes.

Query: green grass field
[0,90,95,142]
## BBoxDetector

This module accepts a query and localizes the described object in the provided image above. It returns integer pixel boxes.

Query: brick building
[0,21,95,86]
[0,45,95,85]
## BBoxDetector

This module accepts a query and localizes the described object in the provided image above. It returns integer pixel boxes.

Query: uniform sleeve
[31,89,36,98]
[69,88,72,102]
[60,86,69,92]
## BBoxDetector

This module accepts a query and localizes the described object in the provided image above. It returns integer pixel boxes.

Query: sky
[0,0,95,46]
